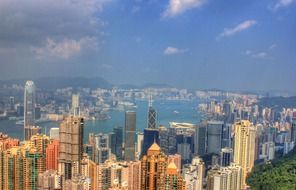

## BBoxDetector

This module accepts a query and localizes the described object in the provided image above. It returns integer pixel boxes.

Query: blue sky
[0,0,295,92]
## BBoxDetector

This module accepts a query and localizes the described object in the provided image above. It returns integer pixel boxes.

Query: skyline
[0,0,295,92]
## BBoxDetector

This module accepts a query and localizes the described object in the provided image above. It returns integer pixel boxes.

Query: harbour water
[0,100,202,141]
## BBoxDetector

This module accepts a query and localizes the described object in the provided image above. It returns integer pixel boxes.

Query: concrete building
[58,116,84,180]
[233,120,256,189]
[124,111,136,161]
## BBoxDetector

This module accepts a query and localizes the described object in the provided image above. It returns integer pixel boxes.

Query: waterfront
[0,100,202,141]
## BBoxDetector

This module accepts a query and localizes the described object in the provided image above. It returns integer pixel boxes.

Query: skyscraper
[71,94,80,116]
[59,116,84,180]
[183,156,205,190]
[124,111,136,161]
[147,97,156,129]
[233,120,256,189]
[24,80,36,141]
[141,142,167,190]
[165,162,186,190]
[142,128,159,156]
[46,139,60,170]
[207,121,223,154]
[93,133,111,164]
[109,126,123,160]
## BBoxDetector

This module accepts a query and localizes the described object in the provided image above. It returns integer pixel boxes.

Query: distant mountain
[257,96,296,110]
[117,83,171,89]
[0,77,113,90]
[247,147,296,190]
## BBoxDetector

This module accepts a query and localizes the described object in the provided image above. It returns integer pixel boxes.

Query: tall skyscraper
[142,128,159,156]
[147,96,156,129]
[233,120,256,189]
[141,142,167,190]
[46,139,60,170]
[165,162,186,190]
[49,127,60,140]
[207,121,223,154]
[207,163,242,190]
[194,124,206,156]
[93,133,111,164]
[71,94,80,116]
[124,111,136,161]
[109,126,123,160]
[59,116,84,180]
[24,80,36,141]
[183,156,205,190]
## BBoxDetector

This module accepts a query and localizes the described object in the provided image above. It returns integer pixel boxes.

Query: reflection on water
[0,100,201,142]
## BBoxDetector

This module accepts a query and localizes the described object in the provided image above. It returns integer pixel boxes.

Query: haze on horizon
[0,0,295,92]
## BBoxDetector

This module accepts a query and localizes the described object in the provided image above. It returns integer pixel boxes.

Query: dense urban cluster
[0,80,296,190]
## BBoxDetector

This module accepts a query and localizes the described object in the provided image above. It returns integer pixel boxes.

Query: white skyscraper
[24,80,36,140]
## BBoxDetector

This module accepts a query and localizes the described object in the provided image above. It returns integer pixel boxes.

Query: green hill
[247,148,296,190]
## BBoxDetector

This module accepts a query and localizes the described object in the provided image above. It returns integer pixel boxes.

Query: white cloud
[32,37,98,59]
[269,44,277,50]
[163,0,206,18]
[219,20,257,38]
[164,46,187,55]
[273,0,295,10]
[244,50,268,59]
[132,6,141,13]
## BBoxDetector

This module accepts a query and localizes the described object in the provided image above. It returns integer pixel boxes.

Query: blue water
[0,100,201,141]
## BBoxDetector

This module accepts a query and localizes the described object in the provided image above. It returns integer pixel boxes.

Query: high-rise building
[136,132,144,160]
[38,169,62,190]
[207,163,242,190]
[141,142,167,190]
[233,120,256,189]
[159,126,177,155]
[183,156,205,190]
[124,111,136,161]
[291,118,296,142]
[23,148,46,190]
[94,133,111,164]
[165,162,186,190]
[59,116,84,180]
[72,94,80,116]
[0,132,20,151]
[207,121,223,154]
[109,127,123,160]
[64,174,91,190]
[24,80,36,141]
[142,128,159,156]
[147,97,156,129]
[194,124,206,156]
[49,127,60,140]
[220,147,233,167]
[46,139,60,170]
[168,154,182,172]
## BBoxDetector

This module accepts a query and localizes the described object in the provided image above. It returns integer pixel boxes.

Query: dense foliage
[247,148,296,190]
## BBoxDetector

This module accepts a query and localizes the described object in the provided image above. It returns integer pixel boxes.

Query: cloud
[132,6,141,13]
[0,0,110,61]
[272,0,295,10]
[163,0,206,18]
[244,50,268,59]
[219,20,257,38]
[164,46,187,55]
[269,44,277,50]
[32,37,98,59]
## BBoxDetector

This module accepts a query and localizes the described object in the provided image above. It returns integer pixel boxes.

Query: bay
[0,100,201,142]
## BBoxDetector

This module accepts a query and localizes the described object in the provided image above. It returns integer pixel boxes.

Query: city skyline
[0,0,295,92]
